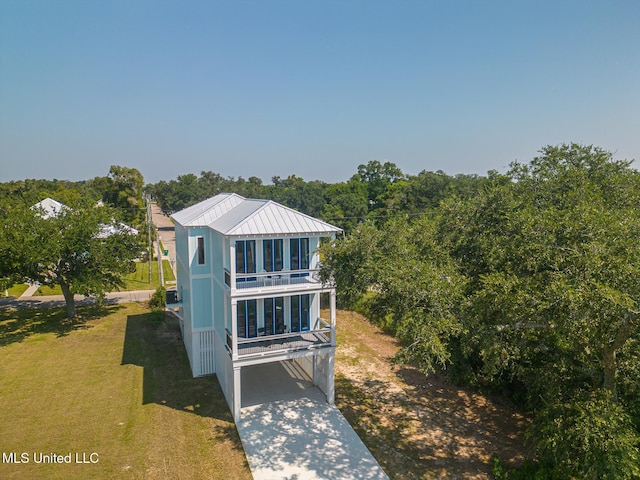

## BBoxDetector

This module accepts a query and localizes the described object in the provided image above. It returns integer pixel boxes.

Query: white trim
[231,284,334,301]
[191,273,213,280]
[233,346,335,368]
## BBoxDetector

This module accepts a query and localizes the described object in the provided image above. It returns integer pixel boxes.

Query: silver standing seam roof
[171,193,342,237]
[31,197,69,219]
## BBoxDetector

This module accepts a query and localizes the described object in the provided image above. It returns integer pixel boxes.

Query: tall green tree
[0,201,142,318]
[440,144,640,478]
[321,215,465,373]
[352,160,404,211]
[321,180,368,233]
[94,165,145,224]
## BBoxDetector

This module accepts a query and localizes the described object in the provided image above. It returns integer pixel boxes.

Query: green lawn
[0,303,251,480]
[5,283,29,297]
[34,260,176,296]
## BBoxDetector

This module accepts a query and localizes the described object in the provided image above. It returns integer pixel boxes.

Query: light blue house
[167,193,341,421]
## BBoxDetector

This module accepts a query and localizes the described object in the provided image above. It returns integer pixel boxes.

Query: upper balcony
[224,269,327,295]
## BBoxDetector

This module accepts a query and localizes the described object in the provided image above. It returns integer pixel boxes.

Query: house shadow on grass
[0,304,122,347]
[120,312,236,426]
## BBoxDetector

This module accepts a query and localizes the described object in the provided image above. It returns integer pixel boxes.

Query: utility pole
[146,194,152,284]
[157,227,164,287]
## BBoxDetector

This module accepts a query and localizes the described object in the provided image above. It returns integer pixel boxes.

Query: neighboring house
[31,197,69,219]
[31,197,140,236]
[167,193,341,421]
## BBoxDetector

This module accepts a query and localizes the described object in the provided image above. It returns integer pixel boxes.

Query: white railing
[235,270,321,290]
[226,320,332,359]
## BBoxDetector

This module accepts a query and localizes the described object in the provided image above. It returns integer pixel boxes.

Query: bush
[149,286,166,310]
[533,390,640,480]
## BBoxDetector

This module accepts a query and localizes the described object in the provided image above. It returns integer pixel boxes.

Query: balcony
[224,269,324,293]
[226,318,333,360]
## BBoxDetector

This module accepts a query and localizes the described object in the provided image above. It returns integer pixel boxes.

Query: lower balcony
[226,319,333,360]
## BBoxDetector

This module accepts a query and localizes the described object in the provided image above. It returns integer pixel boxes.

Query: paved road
[0,290,156,310]
[151,202,177,276]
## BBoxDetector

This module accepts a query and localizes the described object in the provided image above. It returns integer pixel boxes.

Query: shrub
[149,286,166,310]
[534,390,640,480]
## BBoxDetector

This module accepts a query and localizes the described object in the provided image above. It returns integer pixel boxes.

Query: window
[290,238,309,279]
[237,300,257,338]
[196,237,205,265]
[290,294,310,333]
[263,297,284,335]
[236,240,256,282]
[263,239,283,272]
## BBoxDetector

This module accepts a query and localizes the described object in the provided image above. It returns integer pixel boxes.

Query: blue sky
[1,1,639,184]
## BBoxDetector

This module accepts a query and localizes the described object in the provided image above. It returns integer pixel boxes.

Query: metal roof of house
[31,197,68,219]
[172,194,342,237]
[171,193,245,227]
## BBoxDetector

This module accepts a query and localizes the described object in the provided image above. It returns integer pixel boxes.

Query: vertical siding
[198,330,215,375]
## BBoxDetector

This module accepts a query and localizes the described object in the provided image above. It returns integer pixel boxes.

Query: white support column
[231,299,238,361]
[233,365,242,422]
[312,352,319,386]
[330,289,337,347]
[326,352,335,404]
[230,241,236,295]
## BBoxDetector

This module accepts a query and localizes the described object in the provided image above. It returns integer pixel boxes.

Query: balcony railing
[224,269,322,291]
[225,318,333,359]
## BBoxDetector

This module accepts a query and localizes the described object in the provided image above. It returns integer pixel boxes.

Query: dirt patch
[334,310,529,479]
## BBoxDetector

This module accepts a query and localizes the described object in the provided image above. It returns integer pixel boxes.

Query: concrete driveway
[237,361,389,480]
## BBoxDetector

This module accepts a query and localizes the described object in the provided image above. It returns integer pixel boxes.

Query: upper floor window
[236,240,256,274]
[263,239,283,272]
[197,237,205,265]
[290,238,309,270]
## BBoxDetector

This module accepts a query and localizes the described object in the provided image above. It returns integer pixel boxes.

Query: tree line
[319,144,640,478]
[145,161,487,232]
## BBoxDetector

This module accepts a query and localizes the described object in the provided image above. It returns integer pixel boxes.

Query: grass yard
[0,298,529,480]
[5,283,29,298]
[0,303,251,480]
[34,260,175,296]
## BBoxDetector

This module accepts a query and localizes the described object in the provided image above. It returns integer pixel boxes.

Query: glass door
[237,299,257,338]
[236,240,256,283]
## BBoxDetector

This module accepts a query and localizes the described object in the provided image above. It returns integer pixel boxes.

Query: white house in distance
[31,197,69,219]
[31,197,140,237]
[167,193,342,421]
